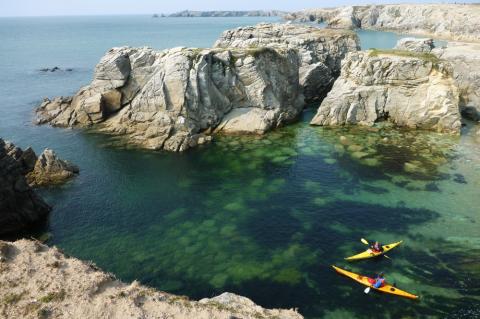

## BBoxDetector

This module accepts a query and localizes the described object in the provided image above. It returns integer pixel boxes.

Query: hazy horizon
[1,0,478,17]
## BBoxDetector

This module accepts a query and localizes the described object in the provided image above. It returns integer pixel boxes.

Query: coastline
[1,5,480,318]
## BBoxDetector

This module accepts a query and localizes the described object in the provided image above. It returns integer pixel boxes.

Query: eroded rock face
[433,42,480,121]
[37,46,303,151]
[26,149,79,187]
[0,239,303,319]
[0,139,50,236]
[311,51,461,133]
[394,38,434,53]
[393,38,480,122]
[286,4,480,42]
[214,23,360,102]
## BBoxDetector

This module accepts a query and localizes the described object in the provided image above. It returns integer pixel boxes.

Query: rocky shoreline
[35,24,359,151]
[35,20,480,152]
[284,4,480,43]
[0,139,78,236]
[311,49,461,132]
[0,239,303,319]
[2,6,480,317]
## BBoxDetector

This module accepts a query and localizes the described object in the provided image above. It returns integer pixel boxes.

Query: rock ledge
[0,239,303,319]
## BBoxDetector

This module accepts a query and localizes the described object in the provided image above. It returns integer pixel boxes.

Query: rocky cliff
[26,149,79,187]
[286,4,480,42]
[394,37,434,53]
[393,37,480,122]
[214,23,360,102]
[0,139,78,236]
[0,139,50,236]
[311,50,461,133]
[37,46,303,151]
[0,239,303,319]
[433,42,480,121]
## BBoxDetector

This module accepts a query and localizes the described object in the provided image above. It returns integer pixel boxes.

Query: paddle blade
[384,255,391,260]
[361,238,369,245]
[364,287,371,294]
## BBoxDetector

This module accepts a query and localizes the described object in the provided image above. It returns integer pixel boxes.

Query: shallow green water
[1,16,479,318]
[34,110,480,318]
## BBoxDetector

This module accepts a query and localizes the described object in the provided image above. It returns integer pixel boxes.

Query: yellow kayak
[345,241,403,261]
[332,265,419,300]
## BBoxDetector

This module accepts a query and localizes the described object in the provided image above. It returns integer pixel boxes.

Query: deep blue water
[1,16,479,319]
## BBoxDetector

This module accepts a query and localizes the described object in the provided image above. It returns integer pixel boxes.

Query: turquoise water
[1,16,479,318]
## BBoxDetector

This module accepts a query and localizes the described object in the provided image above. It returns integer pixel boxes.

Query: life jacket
[373,278,385,288]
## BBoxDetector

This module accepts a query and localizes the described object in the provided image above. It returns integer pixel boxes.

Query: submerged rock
[214,23,360,102]
[0,139,51,236]
[26,149,79,187]
[36,46,303,151]
[0,239,303,319]
[311,50,461,133]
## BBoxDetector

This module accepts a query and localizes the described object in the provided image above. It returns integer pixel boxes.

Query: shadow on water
[4,111,478,319]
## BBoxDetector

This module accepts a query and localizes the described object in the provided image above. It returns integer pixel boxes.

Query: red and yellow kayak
[345,241,403,261]
[332,265,418,300]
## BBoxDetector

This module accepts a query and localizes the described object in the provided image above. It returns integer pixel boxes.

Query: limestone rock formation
[214,23,360,102]
[311,50,461,133]
[286,4,480,42]
[26,149,79,187]
[0,239,303,319]
[0,139,50,236]
[433,42,480,121]
[36,46,303,151]
[394,38,434,53]
[393,38,480,122]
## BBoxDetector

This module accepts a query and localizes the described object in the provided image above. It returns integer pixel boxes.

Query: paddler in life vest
[370,241,383,253]
[373,272,385,288]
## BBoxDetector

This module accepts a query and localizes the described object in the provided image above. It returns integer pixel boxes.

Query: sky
[0,0,477,17]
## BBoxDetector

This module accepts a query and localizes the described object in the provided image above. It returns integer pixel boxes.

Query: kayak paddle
[364,287,371,294]
[361,238,392,259]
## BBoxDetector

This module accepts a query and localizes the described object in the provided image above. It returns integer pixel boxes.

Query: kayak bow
[332,265,419,300]
[345,241,403,261]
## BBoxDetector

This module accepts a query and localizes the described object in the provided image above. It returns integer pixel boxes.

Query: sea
[0,15,479,318]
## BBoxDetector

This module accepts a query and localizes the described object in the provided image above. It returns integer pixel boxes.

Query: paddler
[373,272,385,288]
[370,241,383,253]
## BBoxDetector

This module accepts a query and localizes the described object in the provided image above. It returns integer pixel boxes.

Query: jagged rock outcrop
[36,46,303,151]
[394,38,434,53]
[0,139,50,236]
[433,42,480,121]
[0,239,303,319]
[286,4,480,42]
[311,50,461,133]
[393,38,480,122]
[26,149,79,187]
[214,23,360,102]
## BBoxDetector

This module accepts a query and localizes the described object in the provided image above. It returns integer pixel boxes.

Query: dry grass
[368,48,440,64]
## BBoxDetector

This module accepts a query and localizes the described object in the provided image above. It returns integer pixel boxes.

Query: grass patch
[39,290,65,303]
[368,48,440,64]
